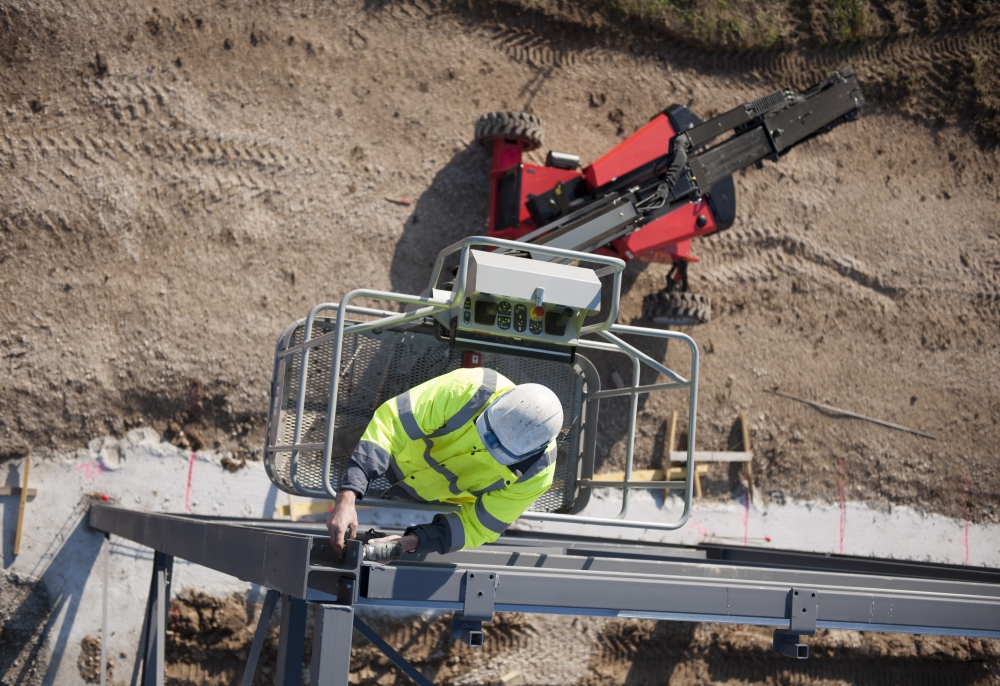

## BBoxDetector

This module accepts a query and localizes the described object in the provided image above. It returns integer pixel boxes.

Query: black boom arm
[511,66,865,258]
[683,66,865,195]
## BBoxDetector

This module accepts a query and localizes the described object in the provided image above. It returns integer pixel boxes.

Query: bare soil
[0,571,50,686]
[2,0,1000,680]
[163,593,1000,685]
[4,0,997,521]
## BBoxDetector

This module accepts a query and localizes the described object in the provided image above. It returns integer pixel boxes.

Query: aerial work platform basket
[264,237,701,531]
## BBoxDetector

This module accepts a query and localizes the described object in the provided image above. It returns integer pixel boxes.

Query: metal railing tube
[288,301,341,482]
[597,330,688,385]
[617,353,642,519]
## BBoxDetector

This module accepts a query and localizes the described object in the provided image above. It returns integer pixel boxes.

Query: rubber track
[473,111,544,149]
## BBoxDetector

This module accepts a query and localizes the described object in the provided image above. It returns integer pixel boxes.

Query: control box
[434,250,603,363]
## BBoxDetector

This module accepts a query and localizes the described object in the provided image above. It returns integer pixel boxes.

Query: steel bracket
[308,539,362,606]
[773,587,818,660]
[452,570,497,647]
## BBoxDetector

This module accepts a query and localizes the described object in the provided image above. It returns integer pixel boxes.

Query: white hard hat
[475,384,563,466]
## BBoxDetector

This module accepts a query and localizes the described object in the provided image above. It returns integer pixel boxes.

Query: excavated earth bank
[2,0,999,683]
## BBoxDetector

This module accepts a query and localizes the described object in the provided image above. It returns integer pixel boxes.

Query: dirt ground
[158,593,1000,686]
[2,0,998,519]
[0,571,50,685]
[2,0,1000,682]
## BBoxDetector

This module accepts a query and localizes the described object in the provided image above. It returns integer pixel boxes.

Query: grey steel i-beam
[89,506,1000,685]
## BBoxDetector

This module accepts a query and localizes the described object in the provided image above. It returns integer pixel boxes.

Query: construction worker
[326,367,563,561]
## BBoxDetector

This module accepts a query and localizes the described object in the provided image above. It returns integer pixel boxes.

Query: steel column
[275,594,308,686]
[135,551,173,686]
[309,604,355,686]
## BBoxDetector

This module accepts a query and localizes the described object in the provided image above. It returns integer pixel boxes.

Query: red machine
[473,67,864,325]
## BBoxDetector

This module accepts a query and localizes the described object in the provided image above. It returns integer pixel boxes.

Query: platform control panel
[434,250,603,363]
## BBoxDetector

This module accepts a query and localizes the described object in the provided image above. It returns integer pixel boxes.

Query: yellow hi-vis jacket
[341,367,557,552]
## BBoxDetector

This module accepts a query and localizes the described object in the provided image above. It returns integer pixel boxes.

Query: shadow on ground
[0,506,103,686]
[388,144,493,295]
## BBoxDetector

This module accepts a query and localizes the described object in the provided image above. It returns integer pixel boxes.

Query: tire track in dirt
[1,71,311,229]
[434,0,1000,140]
[696,235,1000,338]
[582,620,1000,686]
[696,223,905,306]
[474,4,1000,91]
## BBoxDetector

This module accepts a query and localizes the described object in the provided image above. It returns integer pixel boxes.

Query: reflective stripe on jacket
[342,367,557,551]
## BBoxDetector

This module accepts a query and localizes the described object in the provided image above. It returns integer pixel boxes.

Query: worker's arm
[325,489,358,559]
[340,397,412,498]
[405,451,556,553]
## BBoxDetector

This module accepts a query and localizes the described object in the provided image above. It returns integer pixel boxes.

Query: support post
[241,589,280,686]
[138,551,173,686]
[275,594,308,686]
[309,604,354,686]
[101,533,109,686]
[129,563,154,686]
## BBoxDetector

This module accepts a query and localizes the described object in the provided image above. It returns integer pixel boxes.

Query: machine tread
[642,291,711,326]
[474,111,544,151]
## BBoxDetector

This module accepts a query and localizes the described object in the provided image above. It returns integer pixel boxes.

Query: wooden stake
[739,411,753,502]
[13,454,30,556]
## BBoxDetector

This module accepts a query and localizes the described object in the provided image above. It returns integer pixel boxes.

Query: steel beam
[89,506,1000,644]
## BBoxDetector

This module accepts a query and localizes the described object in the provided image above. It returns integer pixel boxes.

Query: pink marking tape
[75,461,105,480]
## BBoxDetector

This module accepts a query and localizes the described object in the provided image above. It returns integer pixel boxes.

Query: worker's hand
[369,533,420,554]
[327,489,359,559]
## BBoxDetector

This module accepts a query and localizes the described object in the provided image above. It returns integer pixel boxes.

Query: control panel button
[513,304,527,332]
[498,300,512,315]
[464,297,471,310]
[497,315,511,330]
[530,306,545,321]
[463,311,471,324]
[529,320,543,335]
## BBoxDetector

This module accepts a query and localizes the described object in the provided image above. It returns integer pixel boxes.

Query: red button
[530,306,545,320]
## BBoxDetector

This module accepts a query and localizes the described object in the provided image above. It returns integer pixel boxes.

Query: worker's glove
[363,540,403,563]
